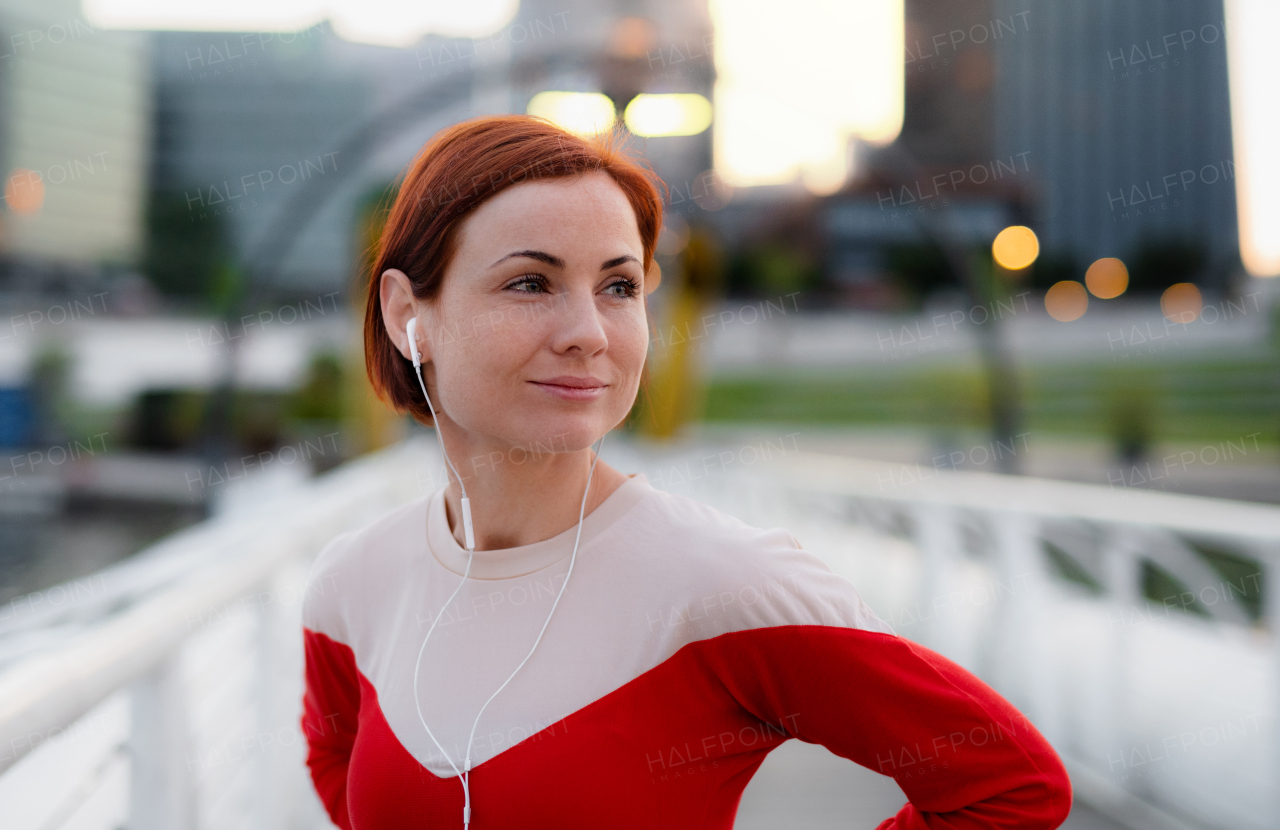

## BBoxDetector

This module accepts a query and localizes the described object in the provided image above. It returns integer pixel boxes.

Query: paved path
[735,739,1130,829]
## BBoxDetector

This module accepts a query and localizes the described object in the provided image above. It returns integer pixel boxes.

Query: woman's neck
[435,422,627,551]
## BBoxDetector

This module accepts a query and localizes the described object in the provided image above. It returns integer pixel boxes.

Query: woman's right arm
[301,531,361,829]
[302,627,361,830]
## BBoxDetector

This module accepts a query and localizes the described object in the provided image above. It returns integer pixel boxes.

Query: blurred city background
[0,0,1277,828]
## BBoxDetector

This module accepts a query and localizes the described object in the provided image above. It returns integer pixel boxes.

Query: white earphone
[405,315,603,829]
[407,316,475,548]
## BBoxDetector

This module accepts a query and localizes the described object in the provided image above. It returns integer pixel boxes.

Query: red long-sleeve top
[301,475,1071,828]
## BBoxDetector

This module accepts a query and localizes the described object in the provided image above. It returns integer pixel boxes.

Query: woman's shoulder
[628,482,818,569]
[622,483,894,637]
[301,493,431,641]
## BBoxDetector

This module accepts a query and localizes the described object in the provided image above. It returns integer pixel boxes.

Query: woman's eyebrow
[491,250,565,268]
[600,255,639,270]
[491,250,640,270]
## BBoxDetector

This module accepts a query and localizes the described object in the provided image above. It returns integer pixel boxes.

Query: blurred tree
[292,352,345,422]
[754,243,817,295]
[965,247,1024,471]
[885,242,952,306]
[28,345,71,446]
[727,241,819,298]
[194,258,247,468]
[130,389,205,451]
[1107,387,1155,466]
[134,388,288,456]
[232,392,287,457]
[144,191,230,300]
[289,352,346,471]
[207,261,244,314]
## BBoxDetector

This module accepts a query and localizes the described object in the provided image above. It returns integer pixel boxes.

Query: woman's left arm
[692,525,1073,830]
[704,619,1072,830]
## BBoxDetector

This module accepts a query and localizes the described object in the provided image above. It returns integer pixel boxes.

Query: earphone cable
[411,362,477,821]
[409,353,604,829]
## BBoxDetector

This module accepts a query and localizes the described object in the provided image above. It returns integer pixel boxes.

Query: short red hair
[363,114,667,425]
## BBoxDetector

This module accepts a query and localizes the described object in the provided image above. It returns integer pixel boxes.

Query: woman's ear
[644,258,662,295]
[380,268,428,363]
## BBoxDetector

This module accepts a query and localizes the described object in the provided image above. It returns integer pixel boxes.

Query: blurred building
[0,0,150,274]
[900,0,998,166]
[147,0,714,301]
[992,0,1238,286]
[148,26,380,297]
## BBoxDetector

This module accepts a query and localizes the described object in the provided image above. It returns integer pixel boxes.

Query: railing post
[254,577,281,830]
[129,653,195,830]
[989,510,1064,747]
[1265,554,1280,827]
[911,503,963,659]
[1101,526,1140,797]
[255,554,317,830]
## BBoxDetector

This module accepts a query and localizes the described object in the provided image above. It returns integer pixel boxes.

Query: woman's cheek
[612,308,647,352]
[621,323,650,379]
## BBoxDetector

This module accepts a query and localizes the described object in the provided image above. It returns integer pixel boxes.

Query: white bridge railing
[0,439,436,829]
[0,436,1276,830]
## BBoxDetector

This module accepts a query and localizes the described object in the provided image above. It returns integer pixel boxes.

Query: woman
[301,114,1072,829]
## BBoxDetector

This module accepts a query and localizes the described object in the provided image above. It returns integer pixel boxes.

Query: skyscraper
[0,0,150,272]
[992,0,1238,287]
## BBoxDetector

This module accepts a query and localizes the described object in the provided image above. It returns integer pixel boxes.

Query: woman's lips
[529,376,608,401]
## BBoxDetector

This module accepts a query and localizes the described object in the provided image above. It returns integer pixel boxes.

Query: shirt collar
[425,473,651,579]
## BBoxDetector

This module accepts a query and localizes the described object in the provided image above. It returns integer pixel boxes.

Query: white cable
[408,336,603,829]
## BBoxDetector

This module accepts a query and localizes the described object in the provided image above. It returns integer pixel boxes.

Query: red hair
[363,114,667,425]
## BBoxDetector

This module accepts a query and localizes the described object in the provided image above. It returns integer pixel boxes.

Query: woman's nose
[549,288,608,355]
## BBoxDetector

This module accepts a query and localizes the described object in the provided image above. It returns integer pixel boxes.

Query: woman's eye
[508,276,546,293]
[605,279,639,298]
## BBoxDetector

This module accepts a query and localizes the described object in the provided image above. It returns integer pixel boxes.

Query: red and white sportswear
[301,473,1072,829]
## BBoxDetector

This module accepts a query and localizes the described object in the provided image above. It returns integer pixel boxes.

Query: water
[0,500,202,605]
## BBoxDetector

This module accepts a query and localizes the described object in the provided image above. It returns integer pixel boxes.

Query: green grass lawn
[702,354,1280,446]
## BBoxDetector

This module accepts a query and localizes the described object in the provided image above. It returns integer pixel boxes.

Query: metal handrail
[0,437,434,777]
[762,451,1280,544]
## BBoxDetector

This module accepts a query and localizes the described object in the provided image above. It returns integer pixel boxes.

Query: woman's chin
[500,414,616,456]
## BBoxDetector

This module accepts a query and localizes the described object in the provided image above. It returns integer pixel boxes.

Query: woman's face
[417,170,650,454]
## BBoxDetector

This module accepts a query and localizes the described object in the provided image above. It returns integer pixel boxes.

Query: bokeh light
[4,168,44,214]
[1084,257,1128,299]
[608,16,657,59]
[526,92,617,137]
[624,94,713,137]
[1044,280,1088,321]
[655,214,691,256]
[1161,282,1203,323]
[690,169,733,211]
[992,225,1039,270]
